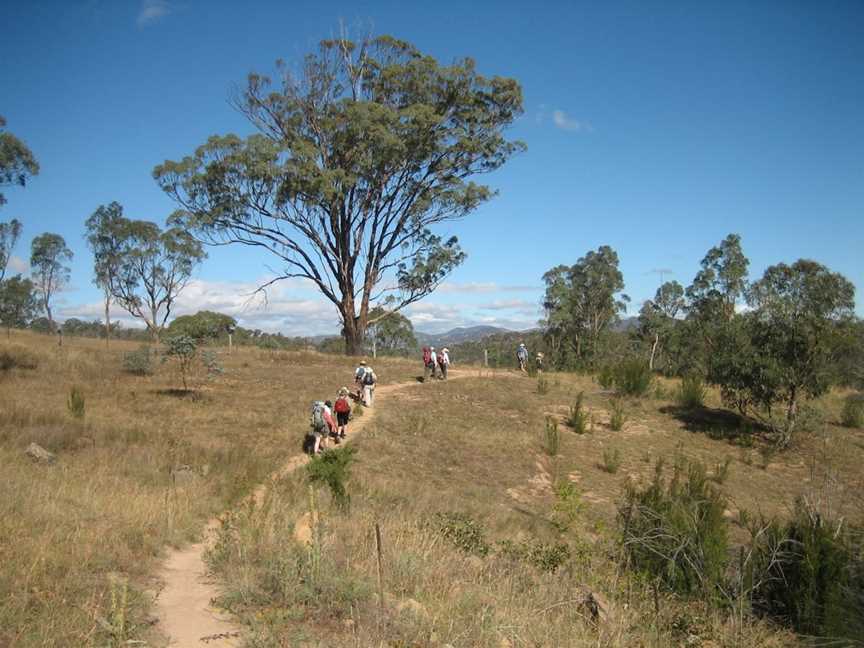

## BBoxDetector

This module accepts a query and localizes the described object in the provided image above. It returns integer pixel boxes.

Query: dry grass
[0,330,415,647]
[206,373,815,647]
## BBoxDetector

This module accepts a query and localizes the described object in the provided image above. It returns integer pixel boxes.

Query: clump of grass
[497,539,571,573]
[536,374,549,394]
[567,391,589,434]
[122,346,153,376]
[676,374,706,409]
[609,397,626,431]
[550,481,581,532]
[67,385,85,419]
[840,393,864,428]
[307,446,357,510]
[597,364,615,390]
[543,416,560,456]
[710,456,732,484]
[352,402,364,418]
[613,358,652,397]
[0,344,39,370]
[601,447,622,473]
[432,511,490,556]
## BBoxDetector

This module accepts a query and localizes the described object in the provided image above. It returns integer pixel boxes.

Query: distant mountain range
[415,325,518,347]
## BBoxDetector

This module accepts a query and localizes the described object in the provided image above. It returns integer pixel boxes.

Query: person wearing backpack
[361,364,377,406]
[354,360,368,400]
[334,387,351,441]
[438,347,450,380]
[422,346,436,382]
[516,343,529,373]
[309,400,328,454]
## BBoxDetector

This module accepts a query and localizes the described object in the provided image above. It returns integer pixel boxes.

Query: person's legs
[424,363,429,382]
[366,385,374,406]
[442,364,448,379]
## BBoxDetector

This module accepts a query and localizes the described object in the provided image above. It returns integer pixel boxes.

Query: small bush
[677,374,706,409]
[201,350,224,378]
[543,416,560,456]
[162,335,198,390]
[536,374,549,394]
[67,386,85,419]
[0,344,38,371]
[840,393,864,428]
[597,364,615,390]
[613,359,652,397]
[609,398,626,431]
[123,346,152,376]
[619,457,728,598]
[601,447,621,473]
[307,446,356,510]
[747,500,864,641]
[567,391,589,434]
[433,512,490,556]
[551,481,582,532]
[498,539,571,573]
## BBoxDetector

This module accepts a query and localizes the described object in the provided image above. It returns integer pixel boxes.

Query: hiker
[438,347,450,380]
[354,360,368,400]
[360,363,377,406]
[309,400,328,454]
[536,352,545,374]
[422,346,436,382]
[334,387,351,441]
[323,400,338,442]
[517,343,529,372]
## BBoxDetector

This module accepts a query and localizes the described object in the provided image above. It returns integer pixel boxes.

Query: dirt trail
[153,370,478,647]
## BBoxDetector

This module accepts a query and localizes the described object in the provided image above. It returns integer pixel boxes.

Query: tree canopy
[167,310,237,342]
[0,116,39,207]
[0,218,23,282]
[30,233,72,330]
[154,35,525,354]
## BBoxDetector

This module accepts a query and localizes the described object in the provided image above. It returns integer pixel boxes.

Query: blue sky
[2,0,862,334]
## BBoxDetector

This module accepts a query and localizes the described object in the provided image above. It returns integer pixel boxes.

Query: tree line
[539,234,861,445]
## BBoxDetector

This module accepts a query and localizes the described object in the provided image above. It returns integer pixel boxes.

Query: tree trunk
[104,293,111,348]
[649,333,659,371]
[343,321,365,356]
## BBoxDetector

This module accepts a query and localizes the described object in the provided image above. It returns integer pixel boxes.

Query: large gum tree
[154,35,524,354]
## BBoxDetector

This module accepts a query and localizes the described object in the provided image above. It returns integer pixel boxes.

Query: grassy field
[0,331,414,647]
[2,332,861,646]
[205,370,863,647]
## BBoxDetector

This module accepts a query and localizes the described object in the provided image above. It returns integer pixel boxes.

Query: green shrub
[567,391,589,434]
[122,346,152,376]
[201,350,224,378]
[601,447,621,473]
[433,512,490,557]
[0,344,38,370]
[597,364,615,390]
[613,358,652,397]
[619,457,728,598]
[543,416,560,456]
[551,481,582,532]
[747,500,864,641]
[307,446,356,510]
[162,335,198,390]
[840,393,864,428]
[677,374,706,409]
[536,374,549,394]
[67,386,85,419]
[609,398,626,431]
[498,539,571,573]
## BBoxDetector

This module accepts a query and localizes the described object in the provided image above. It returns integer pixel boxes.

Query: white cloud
[136,0,172,28]
[552,109,592,133]
[477,299,535,311]
[438,282,539,295]
[7,255,28,274]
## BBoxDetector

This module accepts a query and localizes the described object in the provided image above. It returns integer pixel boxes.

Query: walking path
[153,371,477,646]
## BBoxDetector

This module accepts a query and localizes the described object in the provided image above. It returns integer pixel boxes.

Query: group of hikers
[517,342,544,373]
[307,342,539,454]
[306,360,377,455]
[421,345,451,381]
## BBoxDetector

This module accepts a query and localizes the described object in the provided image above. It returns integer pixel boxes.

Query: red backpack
[334,397,350,414]
[422,347,431,364]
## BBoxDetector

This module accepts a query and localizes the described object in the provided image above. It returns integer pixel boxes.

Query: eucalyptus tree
[638,280,685,370]
[154,35,525,354]
[0,116,39,207]
[85,202,130,345]
[30,233,73,331]
[110,220,205,342]
[0,274,38,336]
[0,218,22,281]
[541,246,629,366]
